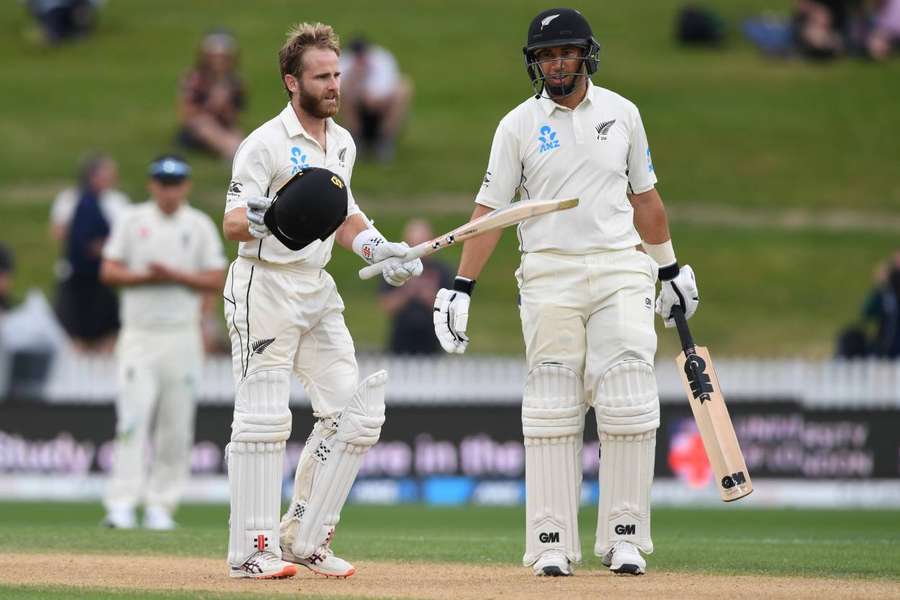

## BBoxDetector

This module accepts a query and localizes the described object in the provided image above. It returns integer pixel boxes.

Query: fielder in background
[433,8,700,577]
[221,22,422,580]
[100,155,226,530]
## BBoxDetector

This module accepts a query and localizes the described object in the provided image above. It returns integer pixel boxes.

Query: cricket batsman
[433,8,700,576]
[221,22,422,579]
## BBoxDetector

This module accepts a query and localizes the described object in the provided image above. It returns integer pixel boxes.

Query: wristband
[657,262,680,281]
[453,276,476,296]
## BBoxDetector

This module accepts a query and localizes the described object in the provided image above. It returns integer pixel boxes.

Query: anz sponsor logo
[290,146,309,174]
[538,125,561,153]
[646,147,654,173]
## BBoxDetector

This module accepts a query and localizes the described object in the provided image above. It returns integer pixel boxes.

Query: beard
[298,82,340,118]
[543,71,584,98]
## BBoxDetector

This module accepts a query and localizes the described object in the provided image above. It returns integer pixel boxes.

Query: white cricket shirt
[103,201,226,329]
[475,81,657,253]
[225,103,361,266]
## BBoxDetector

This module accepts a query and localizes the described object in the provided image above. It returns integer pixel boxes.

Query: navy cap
[149,154,192,184]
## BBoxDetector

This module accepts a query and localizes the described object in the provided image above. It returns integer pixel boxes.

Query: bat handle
[671,305,696,355]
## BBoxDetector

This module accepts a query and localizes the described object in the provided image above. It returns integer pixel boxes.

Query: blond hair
[279,22,340,97]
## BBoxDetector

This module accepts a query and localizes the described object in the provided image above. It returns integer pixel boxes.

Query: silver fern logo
[251,337,276,355]
[595,119,616,140]
[541,14,560,29]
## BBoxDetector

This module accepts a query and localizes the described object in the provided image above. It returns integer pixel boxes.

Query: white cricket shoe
[143,506,176,531]
[532,550,572,577]
[101,506,136,529]
[229,551,298,579]
[601,541,646,575]
[282,544,356,578]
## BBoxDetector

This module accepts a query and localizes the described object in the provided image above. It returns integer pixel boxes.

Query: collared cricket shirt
[225,103,361,266]
[475,81,657,253]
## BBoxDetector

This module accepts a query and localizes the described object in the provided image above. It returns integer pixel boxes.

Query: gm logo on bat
[684,355,714,403]
[721,471,748,489]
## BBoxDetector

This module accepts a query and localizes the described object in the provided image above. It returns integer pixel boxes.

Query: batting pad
[226,370,292,566]
[522,363,584,566]
[594,360,658,555]
[283,370,387,559]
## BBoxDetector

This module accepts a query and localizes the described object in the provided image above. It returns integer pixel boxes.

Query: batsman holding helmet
[434,8,700,576]
[221,22,422,579]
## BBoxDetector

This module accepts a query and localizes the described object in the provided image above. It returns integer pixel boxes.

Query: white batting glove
[353,228,424,287]
[433,277,474,354]
[246,196,273,239]
[656,264,699,328]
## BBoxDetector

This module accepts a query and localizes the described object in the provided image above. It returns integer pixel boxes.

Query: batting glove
[353,229,424,287]
[656,264,699,328]
[433,277,474,354]
[246,196,273,239]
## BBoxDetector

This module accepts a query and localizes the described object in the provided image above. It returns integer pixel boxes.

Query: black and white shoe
[601,541,646,575]
[532,551,572,577]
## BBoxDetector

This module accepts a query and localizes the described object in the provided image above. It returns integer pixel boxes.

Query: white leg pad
[522,363,584,567]
[226,370,293,567]
[593,360,658,556]
[282,370,387,559]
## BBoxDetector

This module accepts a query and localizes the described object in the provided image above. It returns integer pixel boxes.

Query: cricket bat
[358,197,579,280]
[671,305,753,502]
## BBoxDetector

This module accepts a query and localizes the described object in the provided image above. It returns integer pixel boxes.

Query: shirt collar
[538,80,595,116]
[279,102,336,143]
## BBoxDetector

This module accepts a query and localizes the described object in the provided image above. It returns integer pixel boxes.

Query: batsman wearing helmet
[221,22,422,580]
[434,8,700,576]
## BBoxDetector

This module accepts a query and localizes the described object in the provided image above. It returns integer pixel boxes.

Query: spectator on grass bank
[52,153,129,353]
[866,0,900,60]
[379,219,452,355]
[25,0,99,45]
[100,154,226,530]
[339,36,413,162]
[0,244,14,315]
[861,252,900,358]
[177,29,246,160]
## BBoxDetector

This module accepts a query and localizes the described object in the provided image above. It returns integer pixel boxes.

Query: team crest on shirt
[595,119,616,140]
[538,125,561,153]
[290,146,309,174]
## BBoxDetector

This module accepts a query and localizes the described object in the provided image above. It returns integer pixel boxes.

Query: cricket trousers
[104,326,202,514]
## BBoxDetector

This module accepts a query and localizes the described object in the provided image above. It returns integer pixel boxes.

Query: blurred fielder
[221,22,422,579]
[433,8,700,576]
[101,155,226,530]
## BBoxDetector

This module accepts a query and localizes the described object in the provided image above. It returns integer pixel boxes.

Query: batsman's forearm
[223,208,255,242]
[457,204,502,280]
[630,188,671,244]
[335,213,370,251]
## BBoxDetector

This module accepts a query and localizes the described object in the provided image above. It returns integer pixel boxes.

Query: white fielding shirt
[475,81,657,254]
[225,103,362,267]
[103,201,226,330]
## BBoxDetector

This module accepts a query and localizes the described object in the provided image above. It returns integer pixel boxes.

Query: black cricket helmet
[523,8,600,97]
[263,167,348,251]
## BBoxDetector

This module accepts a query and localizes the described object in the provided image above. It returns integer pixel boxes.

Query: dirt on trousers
[0,553,897,600]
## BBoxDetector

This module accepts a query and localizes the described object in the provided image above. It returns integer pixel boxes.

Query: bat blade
[676,346,753,502]
[358,197,578,280]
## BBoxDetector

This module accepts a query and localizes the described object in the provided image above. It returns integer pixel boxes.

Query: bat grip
[671,305,696,355]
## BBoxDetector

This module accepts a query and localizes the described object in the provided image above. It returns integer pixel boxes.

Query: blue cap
[149,154,192,183]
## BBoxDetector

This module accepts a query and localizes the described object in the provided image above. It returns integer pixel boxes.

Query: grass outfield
[0,502,898,580]
[3,0,899,357]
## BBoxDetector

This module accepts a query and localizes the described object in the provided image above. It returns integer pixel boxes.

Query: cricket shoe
[229,551,298,579]
[143,506,176,531]
[532,550,572,577]
[281,544,356,578]
[601,541,646,575]
[101,507,136,529]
